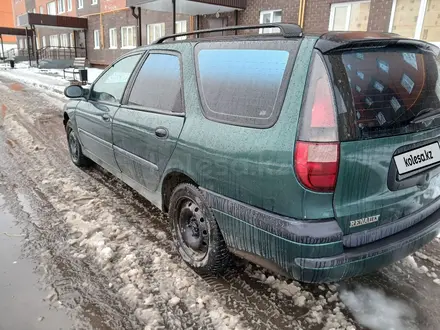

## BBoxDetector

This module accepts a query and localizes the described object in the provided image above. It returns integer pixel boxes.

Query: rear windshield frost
[327,48,440,140]
[195,40,298,128]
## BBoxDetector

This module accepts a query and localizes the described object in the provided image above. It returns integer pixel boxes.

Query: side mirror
[64,85,84,98]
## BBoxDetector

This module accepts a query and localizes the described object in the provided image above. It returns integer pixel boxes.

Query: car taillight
[294,52,340,192]
[294,142,339,192]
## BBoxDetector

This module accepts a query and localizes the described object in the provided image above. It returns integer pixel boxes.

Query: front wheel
[169,183,231,275]
[66,120,92,167]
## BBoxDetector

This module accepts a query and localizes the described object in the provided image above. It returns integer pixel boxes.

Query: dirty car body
[63,24,440,283]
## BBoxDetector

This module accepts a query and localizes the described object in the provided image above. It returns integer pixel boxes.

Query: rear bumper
[201,188,440,283]
[295,207,440,282]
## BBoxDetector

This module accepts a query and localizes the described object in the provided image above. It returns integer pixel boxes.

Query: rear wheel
[169,183,231,274]
[66,120,92,167]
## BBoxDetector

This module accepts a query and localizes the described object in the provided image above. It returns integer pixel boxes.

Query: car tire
[66,120,92,167]
[169,183,231,275]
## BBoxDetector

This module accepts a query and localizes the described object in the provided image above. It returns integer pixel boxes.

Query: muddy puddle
[0,188,77,330]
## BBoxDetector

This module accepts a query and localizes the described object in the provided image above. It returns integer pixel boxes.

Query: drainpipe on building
[84,30,88,60]
[100,13,104,49]
[195,15,200,38]
[298,0,306,28]
[0,35,4,59]
[130,7,142,47]
[234,10,238,34]
[73,30,77,57]
[172,0,176,37]
[25,27,31,67]
[32,25,39,67]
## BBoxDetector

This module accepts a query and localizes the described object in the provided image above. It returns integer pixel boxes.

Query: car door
[75,53,142,171]
[112,51,185,192]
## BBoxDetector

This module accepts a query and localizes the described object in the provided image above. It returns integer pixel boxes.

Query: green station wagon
[63,24,440,283]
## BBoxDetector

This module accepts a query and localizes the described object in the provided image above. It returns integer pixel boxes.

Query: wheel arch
[161,170,198,213]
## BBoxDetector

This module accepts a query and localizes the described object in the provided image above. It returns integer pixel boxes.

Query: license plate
[394,142,440,175]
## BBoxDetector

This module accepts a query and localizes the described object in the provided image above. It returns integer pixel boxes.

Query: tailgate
[324,42,440,237]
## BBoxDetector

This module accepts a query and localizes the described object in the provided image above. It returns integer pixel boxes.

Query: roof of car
[318,31,400,42]
[125,28,438,56]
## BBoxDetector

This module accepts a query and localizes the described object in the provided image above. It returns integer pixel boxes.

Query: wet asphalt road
[2,73,440,330]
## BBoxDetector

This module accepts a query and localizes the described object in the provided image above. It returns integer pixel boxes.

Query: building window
[47,1,56,15]
[57,0,65,14]
[42,36,46,47]
[78,0,83,9]
[92,0,98,5]
[109,28,117,49]
[389,0,440,45]
[19,39,24,49]
[175,21,187,40]
[50,35,59,47]
[420,0,440,42]
[121,26,136,48]
[39,6,44,13]
[32,8,36,13]
[60,34,69,47]
[94,30,100,49]
[259,10,282,33]
[67,0,72,12]
[36,37,40,49]
[390,0,422,38]
[328,1,370,31]
[70,32,74,47]
[147,23,165,44]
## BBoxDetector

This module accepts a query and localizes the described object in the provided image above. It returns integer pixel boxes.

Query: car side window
[128,53,183,113]
[90,54,142,103]
[195,41,298,128]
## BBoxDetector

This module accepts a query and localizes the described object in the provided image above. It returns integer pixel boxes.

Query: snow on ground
[0,66,68,96]
[2,108,248,329]
[39,67,103,84]
[0,63,103,97]
[340,286,417,330]
[248,267,356,329]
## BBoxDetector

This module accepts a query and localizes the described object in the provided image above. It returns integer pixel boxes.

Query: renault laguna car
[62,24,440,283]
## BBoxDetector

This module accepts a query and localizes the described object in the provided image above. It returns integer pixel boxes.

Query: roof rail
[154,23,303,44]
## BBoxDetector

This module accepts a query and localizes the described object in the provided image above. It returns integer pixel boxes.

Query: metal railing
[5,48,29,59]
[38,46,86,60]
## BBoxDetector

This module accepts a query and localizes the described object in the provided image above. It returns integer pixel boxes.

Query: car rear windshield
[326,47,440,141]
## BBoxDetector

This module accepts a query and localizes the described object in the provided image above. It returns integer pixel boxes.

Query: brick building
[10,0,440,66]
[0,0,17,57]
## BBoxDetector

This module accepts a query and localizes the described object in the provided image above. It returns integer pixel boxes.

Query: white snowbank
[249,268,355,329]
[3,115,249,329]
[0,65,103,98]
[340,286,417,330]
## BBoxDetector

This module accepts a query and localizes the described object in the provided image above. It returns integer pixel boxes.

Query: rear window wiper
[410,108,440,124]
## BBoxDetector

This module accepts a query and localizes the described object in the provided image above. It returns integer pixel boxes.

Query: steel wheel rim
[176,198,209,261]
[68,130,79,162]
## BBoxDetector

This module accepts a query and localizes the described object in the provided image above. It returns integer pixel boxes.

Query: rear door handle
[155,127,169,138]
[101,113,110,121]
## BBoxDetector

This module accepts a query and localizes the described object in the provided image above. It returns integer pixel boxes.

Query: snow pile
[0,65,103,98]
[250,269,355,329]
[40,67,103,83]
[3,115,250,329]
[0,68,68,96]
[340,285,417,330]
[402,256,418,269]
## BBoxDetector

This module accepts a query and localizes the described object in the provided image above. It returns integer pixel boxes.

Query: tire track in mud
[0,81,237,329]
[2,78,305,328]
[85,163,335,330]
[0,133,143,330]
